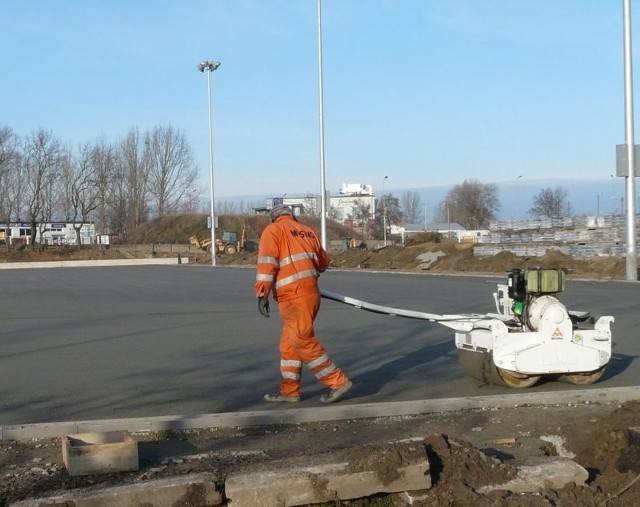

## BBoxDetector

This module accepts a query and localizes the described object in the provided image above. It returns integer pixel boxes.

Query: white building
[0,222,96,246]
[328,183,375,225]
[258,183,376,225]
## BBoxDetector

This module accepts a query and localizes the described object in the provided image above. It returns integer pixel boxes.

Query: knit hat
[269,204,294,222]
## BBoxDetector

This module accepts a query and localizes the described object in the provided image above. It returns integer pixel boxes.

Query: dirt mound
[421,434,517,504]
[0,239,629,280]
[2,213,626,279]
[0,247,148,263]
[120,213,358,247]
[326,242,628,280]
[568,400,640,481]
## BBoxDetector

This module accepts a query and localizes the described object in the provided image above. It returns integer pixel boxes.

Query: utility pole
[623,0,638,281]
[197,60,221,267]
[382,176,388,246]
[317,0,328,250]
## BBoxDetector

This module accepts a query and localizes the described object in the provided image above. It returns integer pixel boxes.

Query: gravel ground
[2,400,640,506]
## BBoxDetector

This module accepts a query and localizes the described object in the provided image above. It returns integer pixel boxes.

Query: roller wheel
[495,367,541,389]
[457,349,541,388]
[457,348,493,384]
[560,367,606,385]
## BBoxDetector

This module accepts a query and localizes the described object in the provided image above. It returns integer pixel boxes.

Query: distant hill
[122,213,364,245]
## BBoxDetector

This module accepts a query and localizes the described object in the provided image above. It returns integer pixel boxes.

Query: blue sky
[0,1,633,210]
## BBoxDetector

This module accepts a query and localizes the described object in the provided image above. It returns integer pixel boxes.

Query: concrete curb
[0,257,185,269]
[225,441,430,506]
[478,458,589,494]
[10,473,222,507]
[3,386,639,442]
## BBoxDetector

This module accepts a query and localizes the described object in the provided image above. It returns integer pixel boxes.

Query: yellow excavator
[190,227,256,255]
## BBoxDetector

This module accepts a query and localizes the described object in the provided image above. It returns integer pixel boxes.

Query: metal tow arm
[320,289,497,333]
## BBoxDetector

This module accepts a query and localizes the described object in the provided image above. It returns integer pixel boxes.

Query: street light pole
[622,0,638,281]
[382,175,388,246]
[317,0,328,250]
[424,201,427,231]
[197,60,221,267]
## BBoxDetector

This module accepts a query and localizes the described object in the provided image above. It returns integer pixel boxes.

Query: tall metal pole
[382,175,388,246]
[317,0,328,250]
[424,202,427,230]
[198,60,221,267]
[623,0,638,281]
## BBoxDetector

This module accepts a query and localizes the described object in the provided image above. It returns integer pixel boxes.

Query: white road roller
[321,267,613,388]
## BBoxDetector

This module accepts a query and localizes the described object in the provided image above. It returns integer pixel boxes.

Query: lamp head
[197,61,221,72]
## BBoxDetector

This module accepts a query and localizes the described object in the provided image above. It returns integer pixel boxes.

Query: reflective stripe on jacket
[255,215,330,302]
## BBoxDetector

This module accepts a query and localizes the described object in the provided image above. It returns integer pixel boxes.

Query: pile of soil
[15,242,620,281]
[0,240,630,280]
[288,242,627,280]
[0,246,145,263]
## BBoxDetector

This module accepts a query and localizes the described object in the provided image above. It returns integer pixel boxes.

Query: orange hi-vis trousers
[277,291,349,398]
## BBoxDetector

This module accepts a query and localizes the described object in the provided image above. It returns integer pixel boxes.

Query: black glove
[258,296,270,318]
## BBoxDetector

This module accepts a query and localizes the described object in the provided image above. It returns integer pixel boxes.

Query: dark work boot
[320,380,353,403]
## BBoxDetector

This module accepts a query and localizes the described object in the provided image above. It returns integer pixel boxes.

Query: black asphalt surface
[0,265,637,426]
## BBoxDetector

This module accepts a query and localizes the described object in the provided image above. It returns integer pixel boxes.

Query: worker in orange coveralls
[255,204,353,403]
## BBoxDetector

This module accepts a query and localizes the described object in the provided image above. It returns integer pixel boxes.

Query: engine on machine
[496,267,570,331]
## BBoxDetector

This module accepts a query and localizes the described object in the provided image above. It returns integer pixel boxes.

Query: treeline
[380,181,501,232]
[1,122,570,246]
[0,124,205,245]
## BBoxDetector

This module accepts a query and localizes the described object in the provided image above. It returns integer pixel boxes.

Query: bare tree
[328,205,341,221]
[106,162,129,235]
[302,193,318,215]
[114,128,150,232]
[0,127,16,177]
[349,198,372,228]
[239,199,263,214]
[23,129,64,248]
[400,190,422,225]
[438,179,500,229]
[375,193,402,239]
[2,124,204,241]
[218,200,237,214]
[91,139,117,234]
[65,142,103,246]
[0,127,23,236]
[146,125,199,216]
[528,186,569,219]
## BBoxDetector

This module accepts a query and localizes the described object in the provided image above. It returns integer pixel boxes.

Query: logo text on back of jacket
[290,230,316,239]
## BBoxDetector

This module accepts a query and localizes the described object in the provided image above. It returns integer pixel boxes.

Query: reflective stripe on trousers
[276,291,348,397]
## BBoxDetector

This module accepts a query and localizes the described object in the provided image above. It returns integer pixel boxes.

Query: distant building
[329,184,375,225]
[255,183,377,225]
[0,222,96,246]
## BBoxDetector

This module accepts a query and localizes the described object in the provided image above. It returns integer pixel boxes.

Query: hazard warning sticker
[551,327,563,339]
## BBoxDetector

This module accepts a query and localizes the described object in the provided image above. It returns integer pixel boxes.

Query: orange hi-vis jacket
[255,215,330,302]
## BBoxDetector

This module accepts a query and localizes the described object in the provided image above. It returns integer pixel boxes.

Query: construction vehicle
[321,267,613,388]
[190,227,257,255]
[190,235,213,252]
